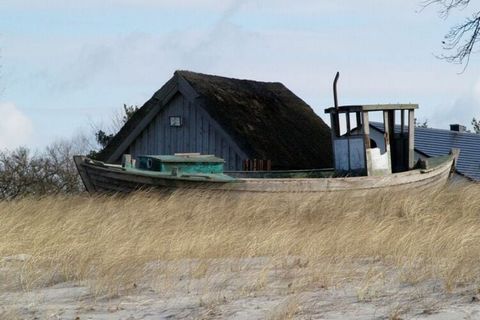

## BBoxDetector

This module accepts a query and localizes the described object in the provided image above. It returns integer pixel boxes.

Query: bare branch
[423,0,479,69]
[423,0,471,17]
[440,13,480,67]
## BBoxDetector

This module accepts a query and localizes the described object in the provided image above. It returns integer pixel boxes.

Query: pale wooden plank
[325,104,418,114]
[362,112,370,149]
[408,109,415,169]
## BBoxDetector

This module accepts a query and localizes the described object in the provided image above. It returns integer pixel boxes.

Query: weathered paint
[366,148,391,176]
[161,162,223,174]
[75,151,457,194]
[136,155,225,174]
[333,137,365,172]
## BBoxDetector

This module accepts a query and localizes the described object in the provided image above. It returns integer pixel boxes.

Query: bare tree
[425,0,480,68]
[0,134,91,199]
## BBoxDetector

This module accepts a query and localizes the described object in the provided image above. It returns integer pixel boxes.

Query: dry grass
[1,182,480,312]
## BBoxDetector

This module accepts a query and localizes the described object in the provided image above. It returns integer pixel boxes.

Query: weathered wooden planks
[75,150,458,195]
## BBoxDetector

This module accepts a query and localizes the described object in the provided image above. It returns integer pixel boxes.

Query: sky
[0,0,479,150]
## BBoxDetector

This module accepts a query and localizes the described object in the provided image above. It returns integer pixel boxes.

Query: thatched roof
[98,71,333,169]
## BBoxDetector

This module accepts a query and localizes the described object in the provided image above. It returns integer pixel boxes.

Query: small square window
[169,116,182,127]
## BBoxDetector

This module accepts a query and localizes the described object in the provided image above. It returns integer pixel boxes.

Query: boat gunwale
[74,151,456,193]
[79,151,455,183]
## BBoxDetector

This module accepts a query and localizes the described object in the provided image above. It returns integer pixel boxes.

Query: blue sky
[1,0,479,150]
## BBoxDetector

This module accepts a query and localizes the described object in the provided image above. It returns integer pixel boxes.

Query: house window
[169,116,182,127]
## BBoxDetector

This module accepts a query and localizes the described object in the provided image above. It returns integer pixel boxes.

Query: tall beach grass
[0,183,479,298]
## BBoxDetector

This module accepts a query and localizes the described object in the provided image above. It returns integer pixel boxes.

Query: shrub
[0,135,90,199]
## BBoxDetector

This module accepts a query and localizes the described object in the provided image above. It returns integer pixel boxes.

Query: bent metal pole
[333,72,340,136]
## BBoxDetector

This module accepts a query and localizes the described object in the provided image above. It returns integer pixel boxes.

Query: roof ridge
[175,70,285,86]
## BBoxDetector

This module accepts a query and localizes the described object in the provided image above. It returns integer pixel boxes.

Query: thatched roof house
[98,71,332,170]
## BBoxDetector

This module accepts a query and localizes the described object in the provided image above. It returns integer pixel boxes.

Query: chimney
[450,124,466,132]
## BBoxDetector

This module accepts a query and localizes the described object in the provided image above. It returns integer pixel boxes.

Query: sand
[2,256,480,319]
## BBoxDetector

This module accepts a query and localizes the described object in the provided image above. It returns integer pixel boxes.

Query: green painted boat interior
[123,167,236,182]
[122,154,340,180]
[121,154,234,182]
[136,155,224,174]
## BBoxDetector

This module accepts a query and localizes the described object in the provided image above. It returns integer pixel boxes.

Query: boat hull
[74,151,458,194]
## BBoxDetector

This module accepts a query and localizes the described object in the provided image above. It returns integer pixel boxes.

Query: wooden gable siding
[128,93,247,170]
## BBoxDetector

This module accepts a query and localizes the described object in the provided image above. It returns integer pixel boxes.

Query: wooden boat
[74,150,458,194]
[74,74,459,194]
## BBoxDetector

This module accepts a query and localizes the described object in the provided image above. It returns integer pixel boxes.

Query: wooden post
[330,112,340,137]
[383,111,390,150]
[400,110,405,134]
[388,110,395,139]
[362,112,370,149]
[383,111,392,173]
[346,112,351,134]
[385,110,396,171]
[329,112,337,170]
[362,111,371,176]
[356,112,362,130]
[408,110,415,169]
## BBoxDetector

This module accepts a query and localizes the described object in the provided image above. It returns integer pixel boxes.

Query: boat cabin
[324,104,418,176]
[122,153,225,176]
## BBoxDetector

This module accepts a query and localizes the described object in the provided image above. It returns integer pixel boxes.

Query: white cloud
[0,102,33,150]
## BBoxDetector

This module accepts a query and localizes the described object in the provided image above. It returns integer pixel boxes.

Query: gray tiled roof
[370,122,480,181]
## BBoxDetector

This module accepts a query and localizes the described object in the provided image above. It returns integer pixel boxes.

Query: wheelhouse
[324,104,418,176]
